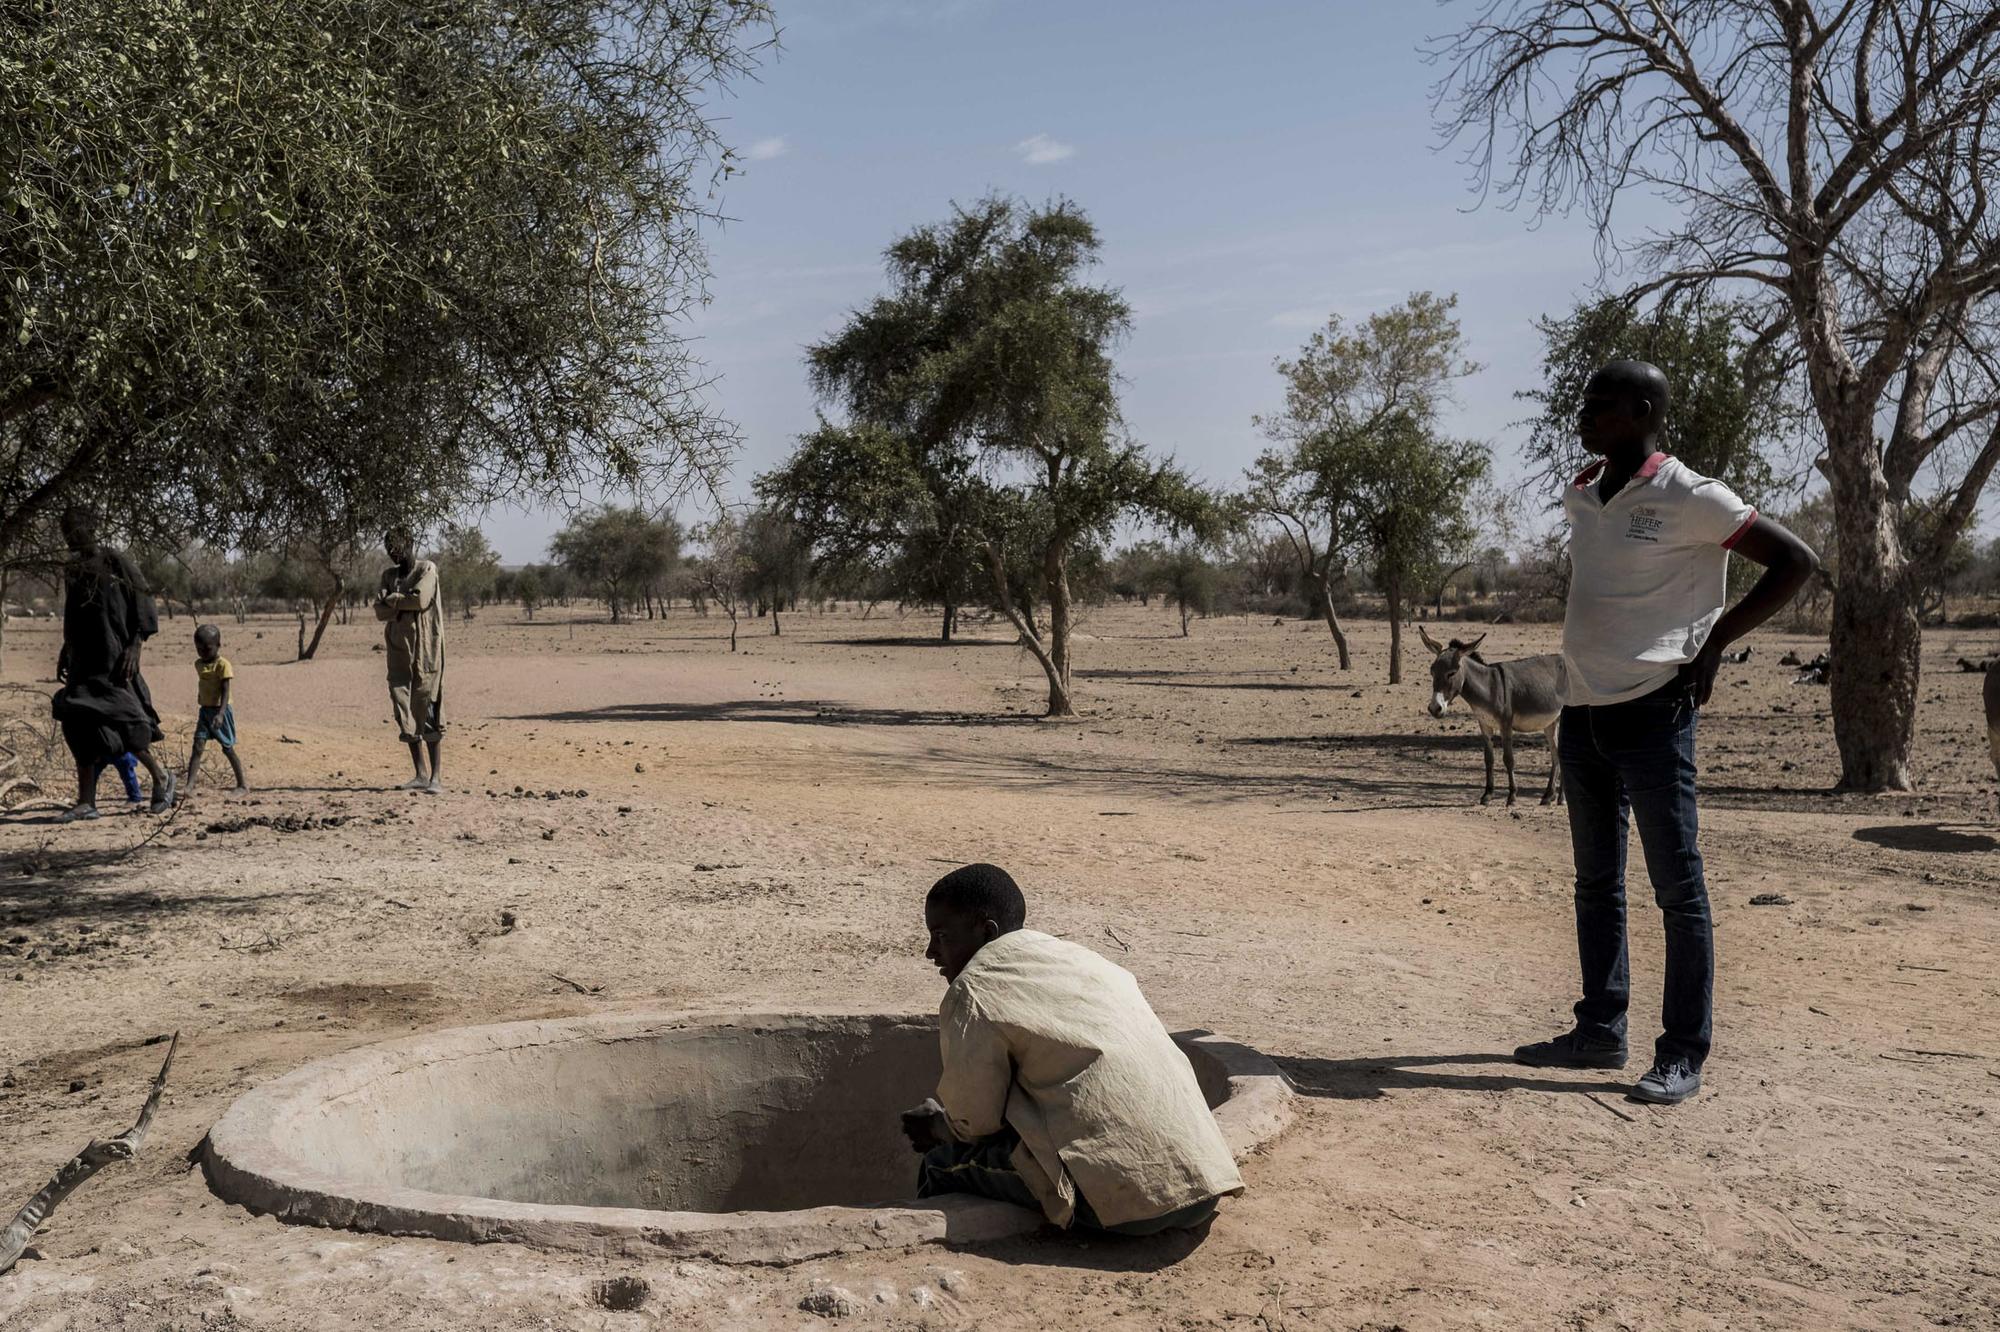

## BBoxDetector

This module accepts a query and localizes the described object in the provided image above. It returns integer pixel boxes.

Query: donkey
[1419,625,1565,807]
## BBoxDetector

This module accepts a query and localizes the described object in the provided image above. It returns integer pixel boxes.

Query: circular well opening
[204,1010,1291,1263]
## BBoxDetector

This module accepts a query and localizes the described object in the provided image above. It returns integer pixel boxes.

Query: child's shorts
[196,705,238,748]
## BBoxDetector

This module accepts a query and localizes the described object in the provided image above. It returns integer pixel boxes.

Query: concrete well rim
[202,1007,1293,1264]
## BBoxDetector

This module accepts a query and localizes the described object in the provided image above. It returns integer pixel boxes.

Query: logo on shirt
[1625,505,1663,542]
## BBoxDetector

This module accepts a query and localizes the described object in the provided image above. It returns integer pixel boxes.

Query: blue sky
[484,0,1644,561]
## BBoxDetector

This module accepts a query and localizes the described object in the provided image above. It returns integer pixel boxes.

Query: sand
[2,600,1996,1330]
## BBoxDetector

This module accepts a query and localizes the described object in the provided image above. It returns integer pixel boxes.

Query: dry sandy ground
[2,601,1996,1332]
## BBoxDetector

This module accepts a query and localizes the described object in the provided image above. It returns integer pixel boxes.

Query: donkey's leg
[1477,719,1496,805]
[1500,720,1519,807]
[1542,720,1563,804]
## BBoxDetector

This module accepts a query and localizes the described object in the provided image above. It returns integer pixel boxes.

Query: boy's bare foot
[423,778,443,795]
[397,776,430,791]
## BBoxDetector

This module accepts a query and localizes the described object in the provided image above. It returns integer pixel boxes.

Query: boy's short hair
[194,623,222,647]
[927,863,1027,932]
[384,524,414,546]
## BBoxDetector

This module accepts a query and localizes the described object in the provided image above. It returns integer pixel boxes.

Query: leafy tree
[694,515,749,652]
[1159,542,1220,637]
[804,197,1212,715]
[1435,0,2000,791]
[1,0,770,575]
[1249,292,1482,674]
[550,507,680,624]
[1345,417,1491,682]
[757,421,990,642]
[514,566,545,620]
[1517,297,1792,504]
[741,510,810,634]
[431,527,502,621]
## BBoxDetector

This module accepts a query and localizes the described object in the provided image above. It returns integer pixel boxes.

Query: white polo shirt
[1562,452,1756,706]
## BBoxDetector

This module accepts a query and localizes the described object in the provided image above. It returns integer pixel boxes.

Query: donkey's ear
[1418,624,1445,653]
[1459,632,1487,654]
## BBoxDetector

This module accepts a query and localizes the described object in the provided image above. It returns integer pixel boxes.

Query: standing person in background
[374,527,445,794]
[51,507,176,820]
[1513,360,1816,1105]
[184,623,248,795]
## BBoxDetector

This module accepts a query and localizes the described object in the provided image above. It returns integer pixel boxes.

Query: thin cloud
[1014,133,1075,165]
[746,136,789,162]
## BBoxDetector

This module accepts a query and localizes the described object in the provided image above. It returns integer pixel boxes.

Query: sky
[481,0,1655,562]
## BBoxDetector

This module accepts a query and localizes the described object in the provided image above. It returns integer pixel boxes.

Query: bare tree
[1435,1,2000,791]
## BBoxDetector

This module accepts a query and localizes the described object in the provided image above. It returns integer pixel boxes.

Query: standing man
[374,527,445,793]
[1514,360,1816,1104]
[52,507,176,820]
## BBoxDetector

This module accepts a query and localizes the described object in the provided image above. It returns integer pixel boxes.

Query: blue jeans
[1559,681,1713,1067]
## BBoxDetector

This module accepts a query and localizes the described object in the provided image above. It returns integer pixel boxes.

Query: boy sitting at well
[186,624,247,795]
[900,864,1242,1236]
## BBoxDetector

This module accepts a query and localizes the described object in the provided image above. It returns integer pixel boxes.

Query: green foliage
[429,526,502,619]
[0,0,772,569]
[1252,292,1491,676]
[550,507,681,624]
[791,196,1211,705]
[1516,297,1790,504]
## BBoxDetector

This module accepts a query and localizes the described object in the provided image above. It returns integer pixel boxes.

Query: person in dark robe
[52,508,176,820]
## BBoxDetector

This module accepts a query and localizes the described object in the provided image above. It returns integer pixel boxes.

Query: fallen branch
[549,972,603,995]
[1,1032,179,1275]
[1583,1092,1637,1123]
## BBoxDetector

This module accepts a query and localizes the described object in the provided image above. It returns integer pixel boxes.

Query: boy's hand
[56,645,69,682]
[899,1099,950,1153]
[1678,642,1723,708]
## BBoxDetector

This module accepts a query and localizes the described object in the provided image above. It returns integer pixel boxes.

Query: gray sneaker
[149,771,177,813]
[1513,1030,1628,1070]
[1629,1058,1702,1104]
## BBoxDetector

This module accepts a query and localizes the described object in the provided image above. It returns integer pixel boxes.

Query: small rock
[1748,892,1792,907]
[799,1284,856,1319]
[68,1078,86,1093]
[907,1287,936,1309]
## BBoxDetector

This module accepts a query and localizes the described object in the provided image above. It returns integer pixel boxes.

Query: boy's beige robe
[935,928,1244,1228]
[375,560,444,741]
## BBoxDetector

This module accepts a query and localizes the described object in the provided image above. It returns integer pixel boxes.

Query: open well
[202,1010,1293,1264]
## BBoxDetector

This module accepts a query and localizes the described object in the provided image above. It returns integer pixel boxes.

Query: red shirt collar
[1572,451,1669,489]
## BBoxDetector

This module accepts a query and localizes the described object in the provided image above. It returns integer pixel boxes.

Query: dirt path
[3,605,1996,1330]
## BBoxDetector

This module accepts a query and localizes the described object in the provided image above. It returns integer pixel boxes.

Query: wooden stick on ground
[0,1032,179,1276]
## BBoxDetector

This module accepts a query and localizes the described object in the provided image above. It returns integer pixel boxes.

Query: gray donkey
[1419,625,1565,807]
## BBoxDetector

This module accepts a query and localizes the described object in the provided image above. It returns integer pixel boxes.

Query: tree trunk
[299,580,342,661]
[1828,558,1921,793]
[1179,598,1192,637]
[0,568,9,677]
[1316,577,1352,670]
[941,600,955,642]
[980,540,1072,716]
[771,607,782,636]
[1043,539,1074,715]
[1384,573,1404,685]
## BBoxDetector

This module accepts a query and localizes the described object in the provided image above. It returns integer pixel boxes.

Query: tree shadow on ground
[1232,731,1501,754]
[504,699,1041,728]
[0,872,311,930]
[1275,1052,1630,1099]
[820,637,1017,649]
[1851,823,1999,854]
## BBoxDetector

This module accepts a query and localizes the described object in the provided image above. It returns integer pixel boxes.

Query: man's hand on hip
[1678,643,1722,708]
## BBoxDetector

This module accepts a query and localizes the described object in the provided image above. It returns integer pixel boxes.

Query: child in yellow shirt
[187,624,247,793]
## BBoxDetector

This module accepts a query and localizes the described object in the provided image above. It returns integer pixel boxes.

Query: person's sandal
[149,772,177,813]
[59,804,101,823]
